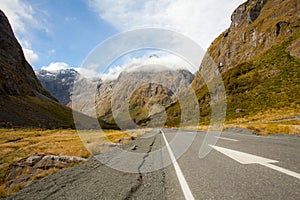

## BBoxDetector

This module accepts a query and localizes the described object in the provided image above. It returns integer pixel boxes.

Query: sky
[0,0,245,78]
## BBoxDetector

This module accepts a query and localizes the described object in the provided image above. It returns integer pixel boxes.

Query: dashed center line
[161,129,195,200]
[215,136,238,142]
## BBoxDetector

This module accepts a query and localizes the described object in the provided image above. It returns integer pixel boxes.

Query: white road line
[211,145,300,180]
[161,129,195,200]
[214,136,238,142]
[260,163,300,179]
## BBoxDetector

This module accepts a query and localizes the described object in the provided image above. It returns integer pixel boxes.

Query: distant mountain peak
[36,68,80,106]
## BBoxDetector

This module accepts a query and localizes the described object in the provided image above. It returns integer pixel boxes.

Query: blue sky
[1,0,117,69]
[29,1,116,68]
[1,0,245,77]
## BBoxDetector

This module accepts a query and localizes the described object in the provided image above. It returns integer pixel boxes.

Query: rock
[0,11,54,98]
[4,154,87,188]
[95,69,194,129]
[275,21,290,36]
[266,69,280,78]
[231,0,266,29]
[36,69,80,106]
[117,137,132,144]
[99,142,119,148]
[96,142,120,153]
[192,0,299,90]
[34,155,87,169]
[0,10,76,129]
[131,145,137,151]
[288,37,300,59]
[247,0,266,23]
[235,108,245,114]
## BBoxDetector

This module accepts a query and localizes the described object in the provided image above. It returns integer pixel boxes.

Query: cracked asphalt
[6,128,300,199]
[6,130,166,200]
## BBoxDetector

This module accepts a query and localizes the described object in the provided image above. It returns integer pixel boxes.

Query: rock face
[230,0,267,28]
[4,154,87,188]
[36,69,79,105]
[0,10,75,128]
[0,11,53,97]
[94,69,194,127]
[167,0,300,125]
[194,0,300,75]
[71,63,194,129]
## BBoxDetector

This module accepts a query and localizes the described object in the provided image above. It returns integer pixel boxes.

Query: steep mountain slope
[0,13,52,97]
[36,69,79,106]
[91,68,194,128]
[0,10,75,128]
[165,0,300,126]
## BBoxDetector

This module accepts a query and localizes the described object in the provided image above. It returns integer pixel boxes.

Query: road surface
[7,128,300,199]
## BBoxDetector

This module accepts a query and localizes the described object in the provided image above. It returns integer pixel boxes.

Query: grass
[0,95,75,129]
[224,123,300,136]
[0,128,89,196]
[0,128,148,198]
[184,121,300,136]
[224,33,300,119]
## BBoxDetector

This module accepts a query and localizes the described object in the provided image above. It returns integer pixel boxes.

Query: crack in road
[124,135,157,200]
[6,129,300,199]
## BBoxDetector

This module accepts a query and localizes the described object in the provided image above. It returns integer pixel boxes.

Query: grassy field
[184,121,300,136]
[224,107,300,135]
[0,128,148,197]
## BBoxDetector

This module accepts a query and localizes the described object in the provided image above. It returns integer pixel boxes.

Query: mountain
[0,10,75,128]
[73,66,194,129]
[36,69,79,106]
[164,0,300,126]
[101,69,193,127]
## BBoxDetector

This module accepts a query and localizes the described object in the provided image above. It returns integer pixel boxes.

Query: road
[7,128,300,199]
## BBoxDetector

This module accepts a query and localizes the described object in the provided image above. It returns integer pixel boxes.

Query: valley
[0,0,299,199]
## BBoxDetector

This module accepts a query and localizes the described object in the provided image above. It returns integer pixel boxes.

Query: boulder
[4,154,87,188]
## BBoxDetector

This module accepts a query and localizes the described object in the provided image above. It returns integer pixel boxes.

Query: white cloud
[100,53,193,82]
[74,67,101,79]
[23,48,39,64]
[100,65,124,81]
[41,62,100,79]
[0,0,37,34]
[124,54,193,72]
[1,0,48,66]
[88,0,246,49]
[41,62,69,71]
[40,54,192,81]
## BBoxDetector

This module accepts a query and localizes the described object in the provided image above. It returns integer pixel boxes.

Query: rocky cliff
[0,11,53,98]
[36,69,79,106]
[166,0,300,126]
[99,69,194,126]
[201,0,299,74]
[0,10,75,128]
[73,68,194,129]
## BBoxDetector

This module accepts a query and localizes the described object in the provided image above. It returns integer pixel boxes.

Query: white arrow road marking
[210,145,300,179]
[214,136,238,142]
[161,130,195,200]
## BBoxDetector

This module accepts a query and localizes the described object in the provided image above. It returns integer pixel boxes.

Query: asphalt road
[7,128,300,199]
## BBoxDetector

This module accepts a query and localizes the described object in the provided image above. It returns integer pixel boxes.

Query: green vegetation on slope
[0,95,75,129]
[224,33,300,120]
[164,33,300,127]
